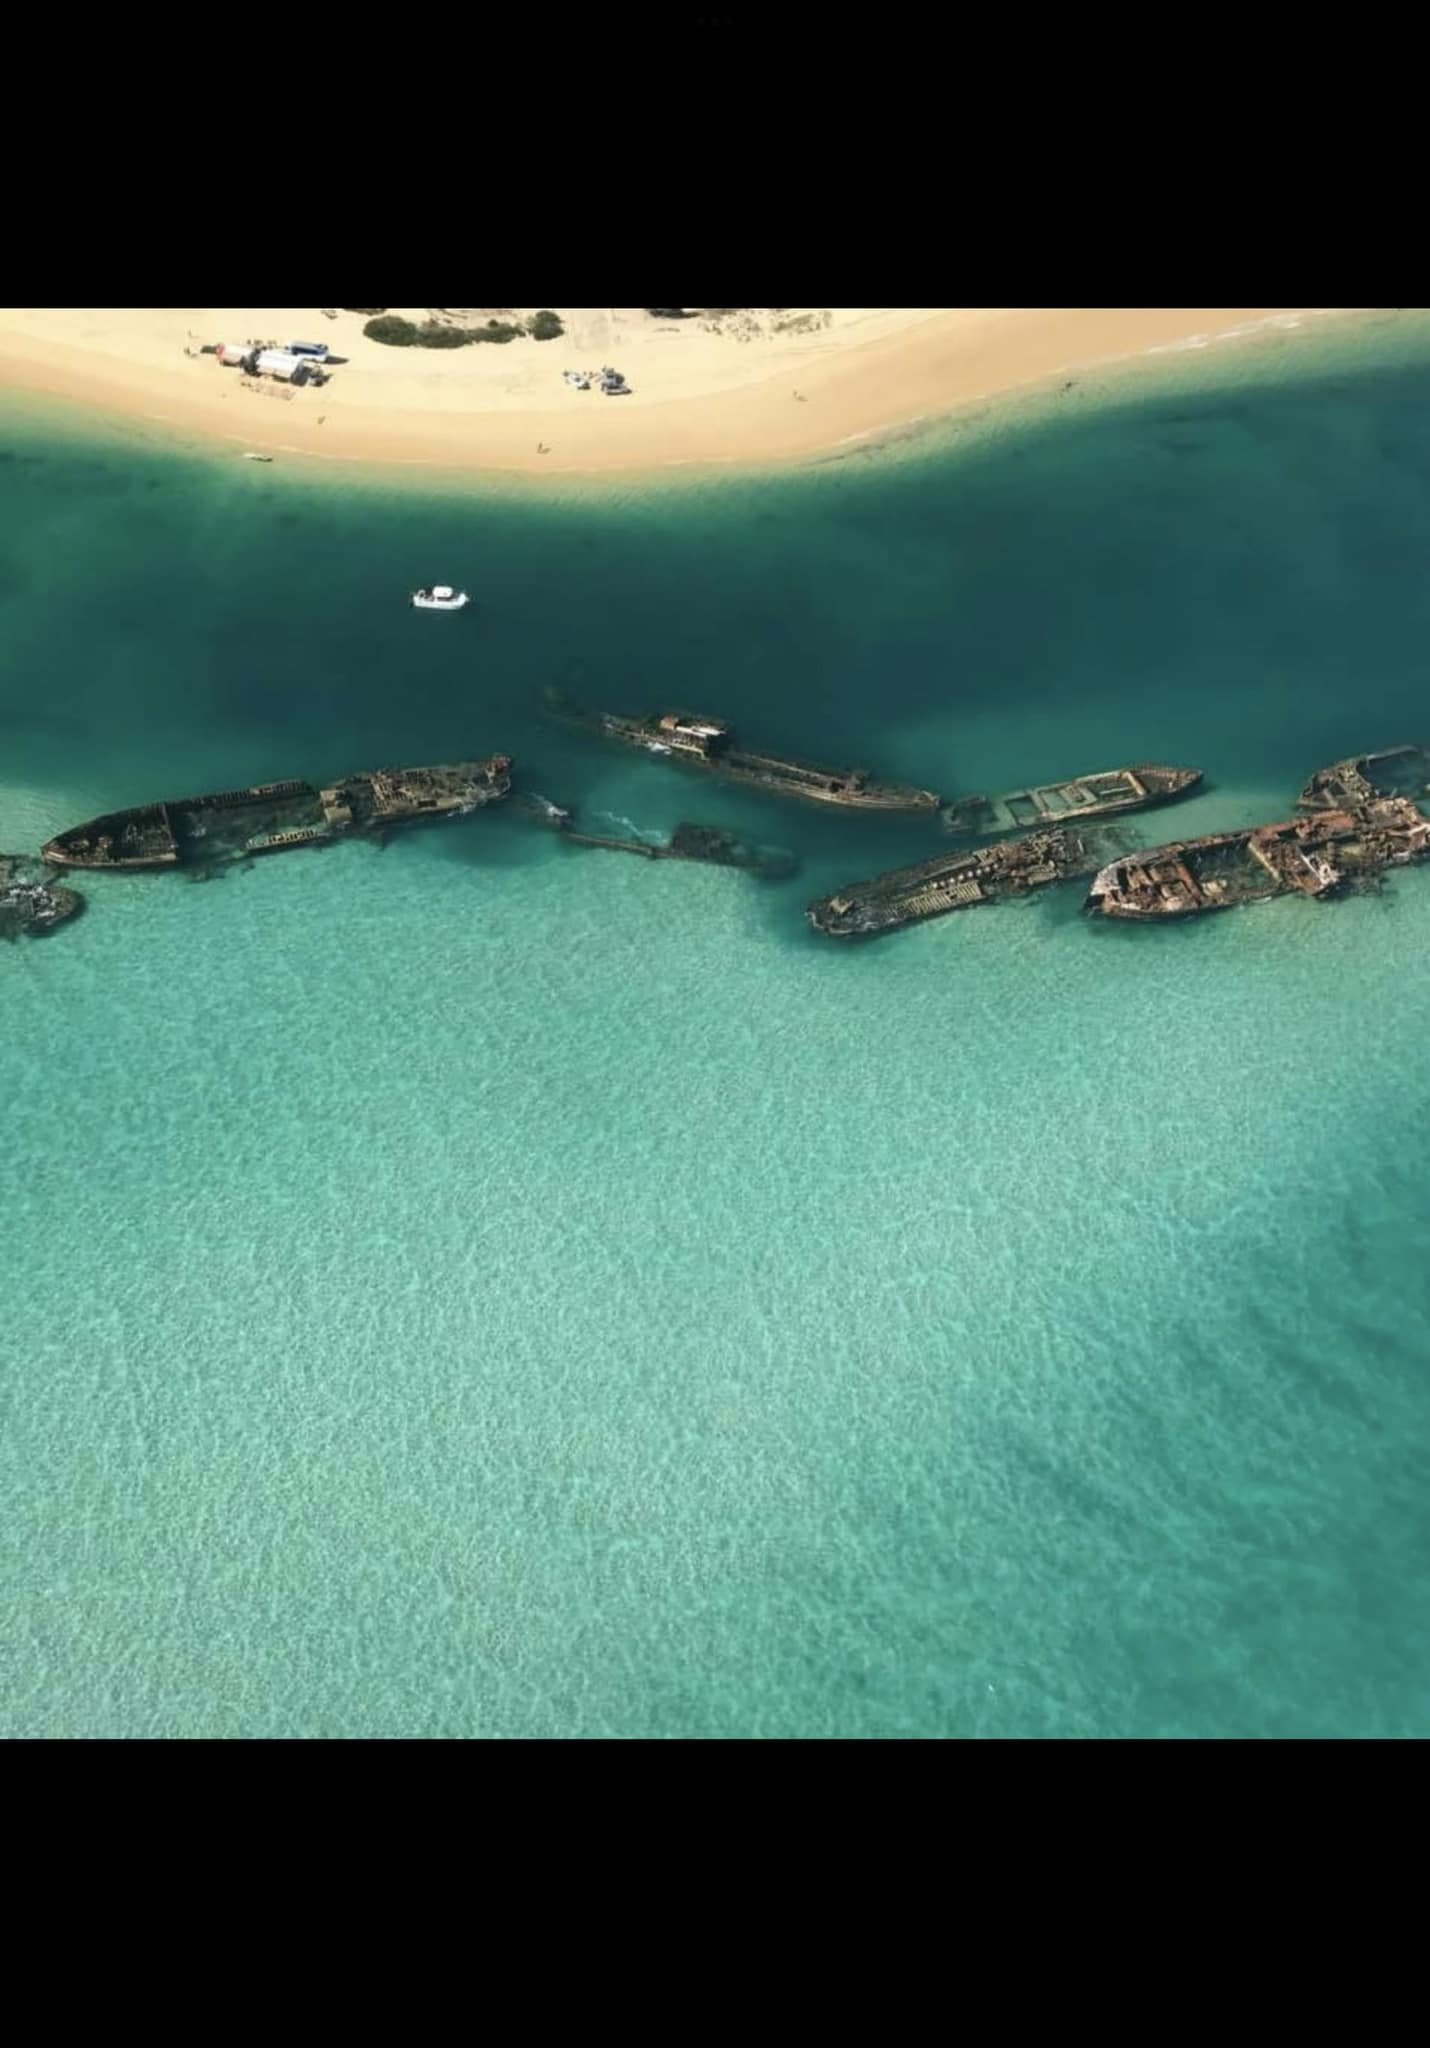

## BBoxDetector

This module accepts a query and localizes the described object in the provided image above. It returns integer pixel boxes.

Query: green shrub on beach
[644,308,691,319]
[343,308,388,316]
[363,315,418,346]
[527,310,564,341]
[416,322,470,349]
[361,313,531,349]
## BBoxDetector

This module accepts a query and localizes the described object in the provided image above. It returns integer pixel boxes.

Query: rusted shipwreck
[808,825,1109,938]
[0,854,82,937]
[1084,799,1430,919]
[1297,743,1430,812]
[941,763,1201,837]
[548,693,941,815]
[516,795,796,878]
[42,757,513,872]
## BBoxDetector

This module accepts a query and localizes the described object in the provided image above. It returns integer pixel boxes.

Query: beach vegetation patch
[416,322,470,349]
[360,313,532,349]
[363,315,419,347]
[342,308,388,316]
[527,310,564,341]
[645,308,692,319]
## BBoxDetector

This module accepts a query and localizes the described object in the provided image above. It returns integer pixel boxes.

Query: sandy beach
[0,307,1361,477]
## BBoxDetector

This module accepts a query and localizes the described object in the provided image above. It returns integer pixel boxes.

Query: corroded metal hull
[808,825,1106,938]
[0,855,83,935]
[516,795,796,878]
[551,695,941,813]
[42,759,513,871]
[1085,799,1430,919]
[941,764,1201,837]
[42,800,182,871]
[1298,743,1430,812]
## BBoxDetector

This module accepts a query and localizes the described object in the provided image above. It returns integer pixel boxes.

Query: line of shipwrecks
[809,743,1430,937]
[6,701,1428,948]
[3,726,798,935]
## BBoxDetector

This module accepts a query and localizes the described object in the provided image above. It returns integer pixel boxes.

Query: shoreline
[0,308,1369,482]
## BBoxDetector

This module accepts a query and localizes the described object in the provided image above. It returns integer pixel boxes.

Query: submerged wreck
[42,758,513,872]
[808,825,1109,938]
[516,795,796,877]
[941,764,1201,837]
[1084,799,1430,920]
[1297,743,1430,812]
[0,855,82,937]
[548,693,942,814]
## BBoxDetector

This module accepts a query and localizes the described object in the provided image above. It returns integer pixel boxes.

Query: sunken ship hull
[1,855,83,936]
[808,825,1106,938]
[514,796,797,878]
[1297,743,1430,812]
[941,764,1201,837]
[550,696,942,814]
[42,758,513,872]
[1084,799,1430,920]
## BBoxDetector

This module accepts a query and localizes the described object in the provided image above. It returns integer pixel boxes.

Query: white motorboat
[412,585,470,612]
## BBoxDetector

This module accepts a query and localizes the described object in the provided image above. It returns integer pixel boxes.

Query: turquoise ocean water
[3,312,1429,1738]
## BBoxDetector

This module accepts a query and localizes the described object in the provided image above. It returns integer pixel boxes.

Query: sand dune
[0,307,1358,477]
